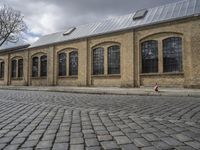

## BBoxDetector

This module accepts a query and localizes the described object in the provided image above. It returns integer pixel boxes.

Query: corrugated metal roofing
[31,0,200,48]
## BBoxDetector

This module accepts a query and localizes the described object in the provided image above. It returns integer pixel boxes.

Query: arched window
[18,59,23,78]
[141,40,158,73]
[108,45,120,74]
[69,51,78,76]
[58,53,66,76]
[11,60,17,78]
[40,55,47,77]
[0,61,4,79]
[163,37,182,72]
[93,47,104,75]
[32,57,38,77]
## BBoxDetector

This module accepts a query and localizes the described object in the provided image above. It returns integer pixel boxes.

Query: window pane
[163,37,182,72]
[32,57,38,77]
[18,59,23,78]
[40,55,47,77]
[108,45,120,74]
[69,51,78,76]
[141,40,158,73]
[0,62,4,78]
[11,60,17,78]
[93,48,104,75]
[58,53,66,76]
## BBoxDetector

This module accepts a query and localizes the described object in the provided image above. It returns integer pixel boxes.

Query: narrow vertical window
[108,45,120,74]
[0,61,4,79]
[58,53,66,76]
[11,60,17,78]
[163,37,182,72]
[69,51,78,76]
[141,40,158,73]
[32,57,38,77]
[40,55,47,77]
[18,59,23,78]
[93,48,104,75]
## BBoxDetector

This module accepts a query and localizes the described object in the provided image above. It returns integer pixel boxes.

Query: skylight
[63,27,76,36]
[133,9,148,20]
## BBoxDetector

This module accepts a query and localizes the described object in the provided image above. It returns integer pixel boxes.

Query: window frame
[163,37,183,73]
[107,45,120,75]
[141,40,159,74]
[57,49,78,78]
[69,51,78,76]
[0,61,4,79]
[40,55,47,77]
[92,47,104,75]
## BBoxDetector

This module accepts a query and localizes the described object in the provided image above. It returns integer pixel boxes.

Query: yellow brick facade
[0,18,200,88]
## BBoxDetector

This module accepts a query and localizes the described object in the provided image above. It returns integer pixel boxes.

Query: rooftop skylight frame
[63,27,76,36]
[133,9,148,20]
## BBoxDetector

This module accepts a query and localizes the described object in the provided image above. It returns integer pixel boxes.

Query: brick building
[0,0,200,88]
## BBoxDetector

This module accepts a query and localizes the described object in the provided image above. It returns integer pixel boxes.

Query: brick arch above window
[57,48,78,54]
[31,52,47,58]
[140,32,183,43]
[92,41,121,50]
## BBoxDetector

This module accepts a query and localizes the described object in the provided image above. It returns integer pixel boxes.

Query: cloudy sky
[1,0,182,45]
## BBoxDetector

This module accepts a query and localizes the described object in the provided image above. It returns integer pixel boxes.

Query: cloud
[0,0,182,45]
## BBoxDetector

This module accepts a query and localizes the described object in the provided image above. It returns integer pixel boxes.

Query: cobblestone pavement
[0,90,200,150]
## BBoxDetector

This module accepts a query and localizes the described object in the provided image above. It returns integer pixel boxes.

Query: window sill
[58,76,78,79]
[31,77,47,79]
[11,78,23,80]
[92,74,121,78]
[140,72,184,76]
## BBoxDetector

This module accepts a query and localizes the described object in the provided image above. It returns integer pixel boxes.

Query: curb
[0,87,200,97]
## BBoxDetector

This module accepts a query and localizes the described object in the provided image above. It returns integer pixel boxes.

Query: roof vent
[63,27,76,36]
[133,9,148,20]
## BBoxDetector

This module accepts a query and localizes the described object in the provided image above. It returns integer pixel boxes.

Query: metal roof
[31,0,200,48]
[0,44,30,54]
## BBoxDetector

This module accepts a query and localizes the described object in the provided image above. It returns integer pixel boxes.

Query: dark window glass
[163,37,182,72]
[93,48,104,75]
[11,60,17,78]
[69,51,78,76]
[18,59,23,78]
[141,40,158,73]
[32,57,38,77]
[0,62,4,78]
[108,45,120,74]
[58,53,66,76]
[40,55,47,77]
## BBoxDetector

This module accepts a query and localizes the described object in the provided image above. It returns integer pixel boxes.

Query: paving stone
[21,140,38,148]
[55,136,69,143]
[86,146,101,150]
[85,138,99,147]
[114,136,132,145]
[36,141,52,149]
[161,137,183,146]
[70,144,84,150]
[175,145,196,150]
[142,134,158,142]
[70,137,84,144]
[4,144,20,150]
[172,133,192,142]
[185,141,200,149]
[97,135,112,141]
[11,137,26,144]
[120,144,139,150]
[133,138,150,147]
[100,141,120,150]
[152,141,173,150]
[52,143,69,150]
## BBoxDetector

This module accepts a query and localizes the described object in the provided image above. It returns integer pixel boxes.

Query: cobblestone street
[0,90,200,150]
